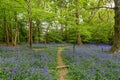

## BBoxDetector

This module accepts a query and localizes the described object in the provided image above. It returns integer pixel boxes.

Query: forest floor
[57,47,67,80]
[32,48,43,51]
[32,46,68,80]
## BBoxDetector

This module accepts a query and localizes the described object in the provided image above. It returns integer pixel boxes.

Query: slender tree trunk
[2,19,6,43]
[29,14,32,49]
[36,20,40,43]
[110,0,120,53]
[60,24,64,41]
[75,0,83,45]
[4,18,9,46]
[45,26,50,46]
[12,29,16,46]
[18,31,20,44]
[3,10,9,46]
[38,27,41,43]
[65,24,69,42]
[27,0,32,48]
[2,26,5,42]
[15,12,20,44]
[12,12,18,46]
[37,22,42,43]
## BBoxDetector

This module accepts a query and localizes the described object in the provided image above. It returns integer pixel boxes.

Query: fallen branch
[56,65,69,69]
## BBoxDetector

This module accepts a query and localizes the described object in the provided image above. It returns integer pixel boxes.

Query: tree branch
[90,6,114,9]
[90,7,115,9]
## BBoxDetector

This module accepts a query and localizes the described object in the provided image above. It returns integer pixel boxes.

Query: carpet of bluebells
[62,44,120,80]
[0,44,58,80]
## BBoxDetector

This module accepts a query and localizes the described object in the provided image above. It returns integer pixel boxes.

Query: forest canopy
[0,0,115,44]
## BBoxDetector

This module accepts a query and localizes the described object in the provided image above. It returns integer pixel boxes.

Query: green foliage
[0,0,115,44]
[79,21,114,43]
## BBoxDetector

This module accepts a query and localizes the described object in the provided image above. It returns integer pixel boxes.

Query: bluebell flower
[62,43,120,79]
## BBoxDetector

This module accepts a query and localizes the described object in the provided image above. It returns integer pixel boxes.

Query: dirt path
[57,47,67,80]
[32,48,43,51]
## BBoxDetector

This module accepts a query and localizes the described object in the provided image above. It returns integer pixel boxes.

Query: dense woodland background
[0,0,120,52]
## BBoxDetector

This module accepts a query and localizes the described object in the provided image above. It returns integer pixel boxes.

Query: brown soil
[57,47,67,80]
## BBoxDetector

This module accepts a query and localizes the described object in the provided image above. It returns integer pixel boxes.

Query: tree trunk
[12,29,17,46]
[12,12,18,46]
[36,20,40,43]
[110,0,120,53]
[76,33,82,45]
[15,12,20,44]
[18,31,20,44]
[3,10,9,46]
[75,0,83,45]
[65,25,69,42]
[27,0,32,48]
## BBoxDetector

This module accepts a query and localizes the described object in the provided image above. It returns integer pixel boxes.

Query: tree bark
[27,0,32,48]
[110,0,120,53]
[36,20,41,43]
[75,0,83,45]
[3,10,9,46]
[15,12,20,44]
[12,12,18,46]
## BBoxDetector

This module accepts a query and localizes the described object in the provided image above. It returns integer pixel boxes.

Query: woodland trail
[57,47,67,80]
